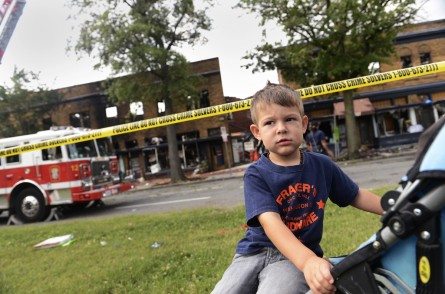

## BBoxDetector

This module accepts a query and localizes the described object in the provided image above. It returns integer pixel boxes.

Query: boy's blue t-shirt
[236,151,359,257]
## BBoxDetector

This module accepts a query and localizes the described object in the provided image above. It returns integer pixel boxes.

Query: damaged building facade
[24,20,445,179]
[281,19,445,156]
[50,58,237,180]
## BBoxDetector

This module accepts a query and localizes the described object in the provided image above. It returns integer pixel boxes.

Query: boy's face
[250,103,308,166]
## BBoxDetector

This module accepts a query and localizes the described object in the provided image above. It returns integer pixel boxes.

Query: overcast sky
[0,0,444,99]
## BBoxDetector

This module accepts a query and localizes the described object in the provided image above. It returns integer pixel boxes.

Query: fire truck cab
[0,127,133,223]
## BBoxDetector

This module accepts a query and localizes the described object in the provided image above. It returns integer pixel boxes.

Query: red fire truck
[0,126,133,223]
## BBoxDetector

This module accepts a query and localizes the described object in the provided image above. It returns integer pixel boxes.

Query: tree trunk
[343,90,360,159]
[166,124,186,183]
[164,96,186,183]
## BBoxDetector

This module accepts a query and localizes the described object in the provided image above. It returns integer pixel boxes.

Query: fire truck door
[38,147,64,181]
[37,147,72,204]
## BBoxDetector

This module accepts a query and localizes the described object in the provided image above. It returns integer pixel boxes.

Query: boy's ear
[302,115,309,132]
[250,124,261,140]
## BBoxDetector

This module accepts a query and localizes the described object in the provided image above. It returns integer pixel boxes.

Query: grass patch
[0,186,395,293]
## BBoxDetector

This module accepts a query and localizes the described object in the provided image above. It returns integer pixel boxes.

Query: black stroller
[331,116,445,294]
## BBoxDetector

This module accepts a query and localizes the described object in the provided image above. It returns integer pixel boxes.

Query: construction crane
[0,0,26,63]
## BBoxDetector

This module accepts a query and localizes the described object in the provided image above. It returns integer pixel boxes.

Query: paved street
[104,153,416,218]
[339,154,415,189]
[0,152,416,225]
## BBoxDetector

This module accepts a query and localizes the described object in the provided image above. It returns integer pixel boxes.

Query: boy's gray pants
[211,247,310,294]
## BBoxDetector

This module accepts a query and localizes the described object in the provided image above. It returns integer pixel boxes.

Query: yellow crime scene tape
[0,61,444,158]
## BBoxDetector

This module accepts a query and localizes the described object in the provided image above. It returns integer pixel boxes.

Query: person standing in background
[306,122,334,159]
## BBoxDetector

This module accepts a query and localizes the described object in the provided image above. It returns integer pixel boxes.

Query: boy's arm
[258,212,336,293]
[351,188,384,215]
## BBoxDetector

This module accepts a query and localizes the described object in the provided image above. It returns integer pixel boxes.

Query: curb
[133,148,418,190]
[132,168,247,191]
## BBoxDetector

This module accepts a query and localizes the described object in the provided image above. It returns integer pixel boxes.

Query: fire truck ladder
[0,0,26,63]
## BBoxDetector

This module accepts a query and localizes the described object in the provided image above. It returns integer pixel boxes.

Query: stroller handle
[332,182,445,293]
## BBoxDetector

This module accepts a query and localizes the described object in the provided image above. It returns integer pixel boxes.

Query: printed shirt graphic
[236,152,358,256]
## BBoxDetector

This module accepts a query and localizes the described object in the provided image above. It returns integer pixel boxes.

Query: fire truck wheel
[14,188,50,223]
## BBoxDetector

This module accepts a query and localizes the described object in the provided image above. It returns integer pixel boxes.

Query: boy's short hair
[250,82,304,124]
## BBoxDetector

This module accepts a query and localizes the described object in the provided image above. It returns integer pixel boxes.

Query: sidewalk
[133,144,418,190]
[133,163,250,190]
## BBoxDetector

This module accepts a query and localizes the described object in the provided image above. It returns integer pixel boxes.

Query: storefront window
[375,103,436,137]
[377,109,410,136]
[177,131,202,169]
[415,105,435,130]
[435,101,445,117]
[144,148,160,173]
[181,144,200,169]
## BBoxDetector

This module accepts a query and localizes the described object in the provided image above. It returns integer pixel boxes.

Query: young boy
[212,82,383,294]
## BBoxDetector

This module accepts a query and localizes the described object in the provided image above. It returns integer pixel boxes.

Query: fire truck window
[5,146,19,164]
[6,154,19,164]
[67,144,78,159]
[67,141,98,159]
[42,147,62,160]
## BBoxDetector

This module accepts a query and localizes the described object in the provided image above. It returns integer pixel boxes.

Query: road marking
[115,196,211,210]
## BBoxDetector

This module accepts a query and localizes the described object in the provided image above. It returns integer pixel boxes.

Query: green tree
[70,0,212,182]
[238,0,423,159]
[0,68,61,138]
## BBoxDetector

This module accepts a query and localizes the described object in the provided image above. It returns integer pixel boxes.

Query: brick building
[38,19,445,177]
[280,19,445,156]
[51,58,236,179]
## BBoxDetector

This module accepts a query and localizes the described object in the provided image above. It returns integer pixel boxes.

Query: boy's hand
[302,256,336,294]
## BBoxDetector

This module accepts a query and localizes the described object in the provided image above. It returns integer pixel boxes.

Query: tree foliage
[0,68,61,138]
[70,0,213,182]
[238,0,423,158]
